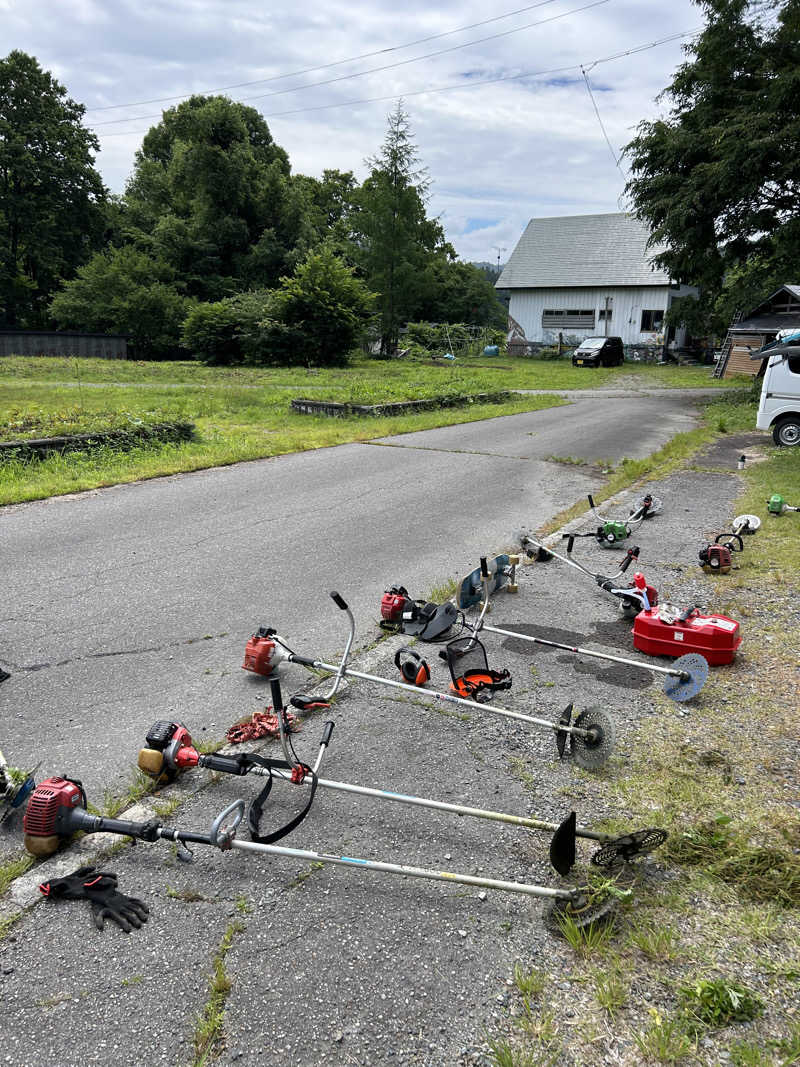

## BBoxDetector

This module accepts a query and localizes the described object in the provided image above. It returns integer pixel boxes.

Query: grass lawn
[0,354,746,507]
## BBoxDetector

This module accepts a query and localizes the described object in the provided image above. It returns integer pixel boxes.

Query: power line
[581,65,626,177]
[84,0,563,113]
[90,0,610,128]
[95,26,701,139]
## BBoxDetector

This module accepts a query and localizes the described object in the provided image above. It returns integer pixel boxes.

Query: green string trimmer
[767,494,800,516]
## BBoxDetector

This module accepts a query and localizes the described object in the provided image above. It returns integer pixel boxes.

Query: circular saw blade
[570,707,616,770]
[591,828,668,868]
[733,513,761,534]
[663,653,708,703]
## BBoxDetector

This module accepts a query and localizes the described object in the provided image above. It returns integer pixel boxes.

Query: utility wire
[84,0,563,113]
[90,0,610,128]
[581,64,627,178]
[95,26,701,139]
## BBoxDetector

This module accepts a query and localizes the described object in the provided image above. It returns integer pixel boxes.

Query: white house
[496,212,697,351]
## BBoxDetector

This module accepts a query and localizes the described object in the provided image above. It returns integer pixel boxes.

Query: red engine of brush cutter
[699,544,732,573]
[242,627,289,677]
[381,586,411,624]
[633,604,741,665]
[23,777,84,837]
[22,776,88,855]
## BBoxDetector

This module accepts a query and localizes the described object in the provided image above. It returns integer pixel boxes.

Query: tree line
[625,0,800,337]
[0,51,504,363]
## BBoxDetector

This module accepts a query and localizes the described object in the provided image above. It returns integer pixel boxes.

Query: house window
[641,309,664,331]
[542,309,595,328]
[598,308,613,321]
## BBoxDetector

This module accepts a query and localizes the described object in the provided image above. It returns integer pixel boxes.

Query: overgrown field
[0,355,742,506]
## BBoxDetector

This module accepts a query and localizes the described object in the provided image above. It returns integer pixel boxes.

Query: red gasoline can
[632,604,741,666]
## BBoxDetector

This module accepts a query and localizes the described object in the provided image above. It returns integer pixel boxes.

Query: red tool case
[633,605,741,666]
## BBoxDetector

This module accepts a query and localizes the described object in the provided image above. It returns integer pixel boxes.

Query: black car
[571,336,625,368]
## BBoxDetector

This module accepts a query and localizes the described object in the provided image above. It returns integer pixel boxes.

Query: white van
[754,334,800,446]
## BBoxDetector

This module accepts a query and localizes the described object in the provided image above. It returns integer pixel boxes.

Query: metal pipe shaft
[257,767,607,842]
[302,657,593,738]
[481,623,686,681]
[229,838,572,901]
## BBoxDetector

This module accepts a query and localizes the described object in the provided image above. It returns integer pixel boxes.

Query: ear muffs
[395,647,430,687]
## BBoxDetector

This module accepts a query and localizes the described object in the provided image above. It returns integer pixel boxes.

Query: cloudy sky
[2,0,703,262]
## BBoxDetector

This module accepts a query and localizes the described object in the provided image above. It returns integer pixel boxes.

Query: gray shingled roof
[496,212,672,289]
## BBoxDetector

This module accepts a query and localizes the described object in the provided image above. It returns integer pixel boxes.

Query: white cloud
[1,0,700,260]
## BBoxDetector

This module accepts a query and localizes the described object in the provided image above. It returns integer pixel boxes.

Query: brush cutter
[242,592,617,769]
[518,533,658,618]
[698,514,761,573]
[0,748,38,827]
[136,698,667,878]
[22,779,635,930]
[767,494,800,515]
[461,558,709,703]
[572,493,663,548]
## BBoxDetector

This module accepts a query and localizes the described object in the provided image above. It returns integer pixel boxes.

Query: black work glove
[87,885,150,933]
[39,865,118,900]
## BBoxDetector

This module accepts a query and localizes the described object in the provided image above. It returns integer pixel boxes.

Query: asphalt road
[1,388,710,801]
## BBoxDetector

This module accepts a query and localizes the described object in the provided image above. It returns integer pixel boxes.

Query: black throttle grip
[588,494,595,509]
[201,753,247,775]
[321,721,335,746]
[480,557,489,577]
[269,677,283,710]
[291,654,316,668]
[330,592,348,610]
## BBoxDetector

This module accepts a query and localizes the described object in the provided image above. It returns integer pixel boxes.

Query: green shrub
[181,291,269,365]
[256,246,375,367]
[49,246,192,360]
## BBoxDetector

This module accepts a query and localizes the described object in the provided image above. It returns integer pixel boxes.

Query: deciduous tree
[625,0,800,334]
[0,50,107,326]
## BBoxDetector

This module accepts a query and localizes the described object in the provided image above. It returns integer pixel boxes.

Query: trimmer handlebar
[330,591,348,610]
[480,556,489,578]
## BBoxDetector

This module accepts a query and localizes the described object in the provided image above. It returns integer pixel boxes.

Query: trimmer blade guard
[549,811,577,876]
[555,703,573,759]
[402,600,458,640]
[639,494,663,517]
[662,653,708,703]
[456,554,515,609]
[570,707,616,771]
[591,827,668,868]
